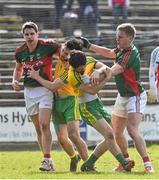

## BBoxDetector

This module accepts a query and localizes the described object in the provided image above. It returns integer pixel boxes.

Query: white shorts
[25,89,54,116]
[112,91,147,118]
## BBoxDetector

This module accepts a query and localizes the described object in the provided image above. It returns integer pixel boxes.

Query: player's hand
[147,86,158,103]
[90,70,101,85]
[12,80,21,91]
[79,37,91,49]
[28,66,40,80]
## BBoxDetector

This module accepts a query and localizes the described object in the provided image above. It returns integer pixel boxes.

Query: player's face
[74,65,86,75]
[60,45,71,61]
[23,28,39,45]
[116,30,132,49]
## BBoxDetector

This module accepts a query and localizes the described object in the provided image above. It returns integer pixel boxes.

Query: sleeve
[14,50,21,63]
[60,70,69,84]
[149,47,159,88]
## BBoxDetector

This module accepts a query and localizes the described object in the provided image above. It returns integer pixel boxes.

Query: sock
[116,153,127,165]
[84,153,98,166]
[70,153,77,161]
[143,156,150,163]
[44,154,51,160]
[123,153,130,159]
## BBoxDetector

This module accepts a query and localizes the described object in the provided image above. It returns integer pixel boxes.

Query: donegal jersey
[149,46,159,88]
[54,58,78,96]
[114,44,144,97]
[15,39,61,87]
[60,56,97,100]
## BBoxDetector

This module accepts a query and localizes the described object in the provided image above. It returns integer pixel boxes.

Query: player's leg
[127,113,154,172]
[111,94,132,171]
[127,91,154,173]
[31,114,43,152]
[79,99,134,172]
[67,120,88,161]
[38,92,54,171]
[54,123,80,172]
[54,96,85,171]
[65,96,88,171]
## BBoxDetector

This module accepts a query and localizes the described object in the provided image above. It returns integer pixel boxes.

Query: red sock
[44,154,51,158]
[143,156,150,163]
[124,153,129,159]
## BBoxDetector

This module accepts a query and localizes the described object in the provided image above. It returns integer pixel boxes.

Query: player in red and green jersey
[12,21,61,172]
[80,23,154,173]
[60,50,134,172]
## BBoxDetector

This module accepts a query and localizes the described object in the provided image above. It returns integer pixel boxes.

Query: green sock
[70,153,77,161]
[84,153,98,166]
[116,153,127,165]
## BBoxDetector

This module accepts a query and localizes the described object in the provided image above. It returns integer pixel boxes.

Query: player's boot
[80,163,96,172]
[39,159,55,172]
[122,160,135,172]
[113,163,124,172]
[70,154,81,172]
[144,161,154,173]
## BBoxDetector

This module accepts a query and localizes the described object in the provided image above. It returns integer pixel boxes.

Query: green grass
[0,145,158,179]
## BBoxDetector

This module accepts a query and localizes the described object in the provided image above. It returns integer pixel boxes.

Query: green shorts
[79,98,111,126]
[53,96,80,125]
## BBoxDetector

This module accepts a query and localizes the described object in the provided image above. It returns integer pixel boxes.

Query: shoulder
[15,43,27,53]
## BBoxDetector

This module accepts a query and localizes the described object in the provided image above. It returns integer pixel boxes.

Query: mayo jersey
[15,39,61,87]
[114,44,144,97]
[54,58,78,96]
[60,56,98,102]
[149,46,159,88]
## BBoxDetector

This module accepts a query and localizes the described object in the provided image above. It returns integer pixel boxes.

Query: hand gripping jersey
[15,39,61,87]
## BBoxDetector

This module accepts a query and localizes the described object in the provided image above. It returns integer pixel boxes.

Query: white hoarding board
[0,107,57,142]
[0,105,159,142]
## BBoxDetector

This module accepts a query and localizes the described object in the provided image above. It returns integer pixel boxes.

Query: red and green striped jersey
[114,44,144,97]
[15,39,61,87]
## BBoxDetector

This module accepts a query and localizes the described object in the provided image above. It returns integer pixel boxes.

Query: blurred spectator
[108,0,130,28]
[147,47,159,104]
[78,0,100,39]
[54,0,74,30]
[54,0,66,30]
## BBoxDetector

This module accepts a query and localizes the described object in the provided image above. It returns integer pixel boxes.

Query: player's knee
[127,126,136,139]
[40,121,50,131]
[106,131,115,141]
[68,131,79,142]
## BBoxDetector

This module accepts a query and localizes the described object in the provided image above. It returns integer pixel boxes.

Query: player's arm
[91,61,112,85]
[80,37,116,59]
[28,67,65,92]
[110,63,124,75]
[12,62,23,91]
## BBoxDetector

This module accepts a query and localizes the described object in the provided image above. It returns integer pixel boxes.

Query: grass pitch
[0,144,158,179]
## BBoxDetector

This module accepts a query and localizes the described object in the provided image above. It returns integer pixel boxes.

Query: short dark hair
[22,21,38,33]
[65,39,83,51]
[69,50,86,68]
